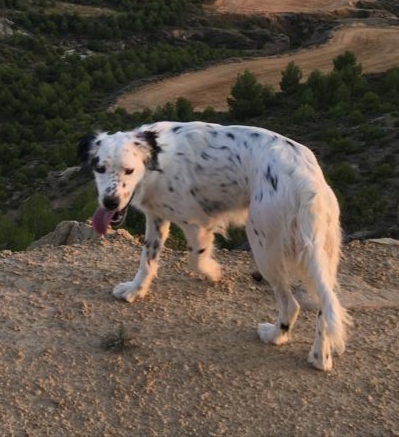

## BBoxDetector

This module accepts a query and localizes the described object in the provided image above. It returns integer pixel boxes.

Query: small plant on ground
[102,324,136,353]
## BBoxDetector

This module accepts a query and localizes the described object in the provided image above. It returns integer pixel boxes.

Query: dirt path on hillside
[213,0,359,14]
[0,231,399,436]
[111,25,399,112]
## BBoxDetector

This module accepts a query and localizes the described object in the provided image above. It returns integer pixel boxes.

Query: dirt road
[213,0,360,14]
[112,25,399,112]
[0,232,398,436]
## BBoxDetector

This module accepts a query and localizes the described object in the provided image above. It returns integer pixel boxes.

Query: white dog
[79,121,350,371]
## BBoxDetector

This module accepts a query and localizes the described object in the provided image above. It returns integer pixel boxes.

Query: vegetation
[0,1,398,250]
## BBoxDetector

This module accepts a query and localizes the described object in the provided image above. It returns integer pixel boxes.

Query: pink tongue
[92,207,114,235]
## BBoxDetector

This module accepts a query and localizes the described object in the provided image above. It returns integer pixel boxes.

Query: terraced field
[113,24,399,112]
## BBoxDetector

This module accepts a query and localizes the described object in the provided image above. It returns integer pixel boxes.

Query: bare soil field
[0,230,399,436]
[213,0,362,14]
[112,24,399,112]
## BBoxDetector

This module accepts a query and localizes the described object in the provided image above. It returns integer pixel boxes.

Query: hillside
[0,0,398,249]
[0,228,398,436]
[114,25,399,112]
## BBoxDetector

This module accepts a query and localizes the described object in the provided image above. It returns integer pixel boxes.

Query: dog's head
[78,129,161,235]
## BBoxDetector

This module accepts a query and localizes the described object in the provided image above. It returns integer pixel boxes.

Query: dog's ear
[78,133,97,171]
[137,130,163,172]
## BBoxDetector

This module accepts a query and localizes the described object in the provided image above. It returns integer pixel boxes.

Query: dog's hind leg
[246,209,300,346]
[303,240,350,371]
[181,224,222,282]
[113,214,170,303]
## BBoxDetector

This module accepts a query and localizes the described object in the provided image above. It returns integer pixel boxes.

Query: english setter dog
[78,121,350,371]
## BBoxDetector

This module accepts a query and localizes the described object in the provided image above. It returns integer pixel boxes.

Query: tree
[333,51,364,94]
[333,50,361,73]
[175,97,194,122]
[227,69,265,119]
[280,61,302,95]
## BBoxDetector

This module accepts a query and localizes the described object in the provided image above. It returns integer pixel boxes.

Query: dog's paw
[113,281,148,303]
[307,348,333,372]
[258,322,289,346]
[199,258,222,282]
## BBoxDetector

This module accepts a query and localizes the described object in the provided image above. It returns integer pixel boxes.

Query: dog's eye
[94,165,106,174]
[124,168,134,175]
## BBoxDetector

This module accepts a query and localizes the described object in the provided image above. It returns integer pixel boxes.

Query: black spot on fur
[255,191,263,203]
[199,199,225,215]
[201,151,211,161]
[226,132,235,140]
[250,132,260,138]
[163,204,175,212]
[313,352,319,360]
[154,218,162,232]
[198,248,206,254]
[235,154,242,165]
[153,240,160,251]
[285,139,297,150]
[253,229,259,236]
[243,141,249,149]
[168,185,174,192]
[190,189,196,197]
[188,246,193,252]
[139,130,162,171]
[77,133,97,170]
[318,310,322,317]
[265,165,278,192]
[211,130,218,137]
[195,164,204,173]
[280,323,290,332]
[172,126,182,133]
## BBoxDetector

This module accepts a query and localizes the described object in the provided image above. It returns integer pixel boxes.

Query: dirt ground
[1,231,398,436]
[112,24,399,112]
[213,0,362,14]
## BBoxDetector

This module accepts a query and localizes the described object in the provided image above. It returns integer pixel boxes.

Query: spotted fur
[79,121,351,371]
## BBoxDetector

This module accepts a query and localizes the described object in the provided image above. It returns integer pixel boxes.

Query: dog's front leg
[113,215,170,303]
[181,224,222,282]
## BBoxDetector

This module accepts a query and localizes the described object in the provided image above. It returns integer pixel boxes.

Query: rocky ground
[0,227,398,436]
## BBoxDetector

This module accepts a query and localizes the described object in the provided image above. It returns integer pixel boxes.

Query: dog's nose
[103,195,120,211]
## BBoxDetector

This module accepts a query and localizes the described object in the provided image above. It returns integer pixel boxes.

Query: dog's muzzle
[92,193,134,235]
[91,195,133,235]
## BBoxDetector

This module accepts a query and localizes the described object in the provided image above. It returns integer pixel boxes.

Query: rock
[368,238,399,246]
[28,221,100,250]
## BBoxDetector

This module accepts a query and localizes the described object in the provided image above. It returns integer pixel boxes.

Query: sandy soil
[1,231,398,436]
[112,25,399,112]
[213,0,360,14]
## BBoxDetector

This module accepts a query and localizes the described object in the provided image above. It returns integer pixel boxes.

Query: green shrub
[361,91,381,111]
[292,104,316,122]
[347,187,386,228]
[329,162,358,187]
[371,163,395,181]
[348,109,366,125]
